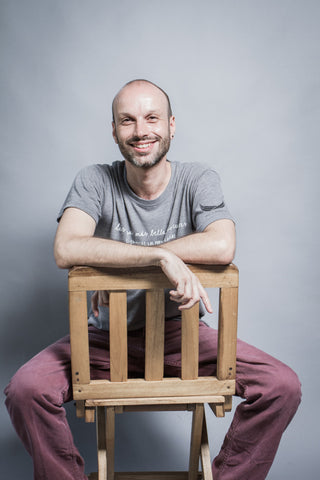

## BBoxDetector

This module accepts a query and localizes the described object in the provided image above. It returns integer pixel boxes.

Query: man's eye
[148,116,158,122]
[121,118,133,124]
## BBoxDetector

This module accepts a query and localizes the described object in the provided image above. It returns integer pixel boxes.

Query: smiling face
[112,81,175,169]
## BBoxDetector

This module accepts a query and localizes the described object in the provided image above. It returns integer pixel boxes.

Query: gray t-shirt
[58,160,233,330]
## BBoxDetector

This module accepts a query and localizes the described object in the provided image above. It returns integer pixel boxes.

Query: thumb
[91,291,99,318]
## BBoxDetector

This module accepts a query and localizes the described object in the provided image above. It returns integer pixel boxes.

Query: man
[5,79,301,479]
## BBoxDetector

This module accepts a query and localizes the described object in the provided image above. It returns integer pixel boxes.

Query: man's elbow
[216,239,236,265]
[54,241,72,269]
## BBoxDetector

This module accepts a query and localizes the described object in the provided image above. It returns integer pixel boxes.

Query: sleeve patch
[200,202,225,211]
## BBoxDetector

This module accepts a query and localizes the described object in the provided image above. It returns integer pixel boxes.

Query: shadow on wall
[1,268,69,371]
[0,236,68,477]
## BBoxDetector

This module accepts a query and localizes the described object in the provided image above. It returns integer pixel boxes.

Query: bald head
[112,79,172,123]
[111,79,175,169]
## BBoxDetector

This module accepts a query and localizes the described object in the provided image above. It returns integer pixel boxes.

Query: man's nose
[134,119,149,138]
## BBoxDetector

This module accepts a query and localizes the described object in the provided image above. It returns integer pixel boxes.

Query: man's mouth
[130,140,157,152]
[134,143,153,150]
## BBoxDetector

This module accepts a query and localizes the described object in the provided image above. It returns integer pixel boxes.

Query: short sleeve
[192,169,234,232]
[57,165,105,223]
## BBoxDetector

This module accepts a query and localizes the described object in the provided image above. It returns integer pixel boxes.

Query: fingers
[159,251,213,314]
[91,291,99,318]
[99,290,110,307]
[169,278,197,309]
[199,285,213,314]
[91,290,110,318]
[169,275,213,314]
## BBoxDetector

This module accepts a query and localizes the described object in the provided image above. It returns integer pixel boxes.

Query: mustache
[127,134,160,144]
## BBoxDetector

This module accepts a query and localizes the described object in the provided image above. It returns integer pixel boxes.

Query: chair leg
[106,406,115,480]
[96,406,116,480]
[200,410,213,480]
[188,404,204,480]
[96,407,107,480]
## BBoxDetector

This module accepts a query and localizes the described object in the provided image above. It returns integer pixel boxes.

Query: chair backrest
[68,264,239,405]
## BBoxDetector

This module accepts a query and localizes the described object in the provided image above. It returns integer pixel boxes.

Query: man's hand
[91,290,109,318]
[159,251,213,313]
[90,252,212,315]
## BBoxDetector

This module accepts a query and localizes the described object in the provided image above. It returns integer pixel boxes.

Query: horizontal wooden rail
[89,472,203,480]
[68,264,239,292]
[85,395,226,408]
[73,377,235,400]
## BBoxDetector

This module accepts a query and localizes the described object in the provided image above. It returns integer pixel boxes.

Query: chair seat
[80,396,228,423]
[85,395,226,407]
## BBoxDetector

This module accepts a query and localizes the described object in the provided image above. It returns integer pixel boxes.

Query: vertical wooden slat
[76,400,85,418]
[96,407,107,480]
[200,410,213,480]
[208,402,225,418]
[224,395,233,412]
[106,406,115,480]
[188,403,204,480]
[145,290,165,381]
[85,407,96,423]
[109,292,128,382]
[217,287,238,380]
[69,290,90,386]
[181,304,199,380]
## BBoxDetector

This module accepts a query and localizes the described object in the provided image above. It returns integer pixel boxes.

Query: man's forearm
[160,220,236,265]
[54,207,168,270]
[54,235,165,269]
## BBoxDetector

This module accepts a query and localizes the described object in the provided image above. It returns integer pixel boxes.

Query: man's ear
[112,122,118,144]
[169,116,176,138]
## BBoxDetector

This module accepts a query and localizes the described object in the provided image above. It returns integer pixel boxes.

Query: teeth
[135,143,151,149]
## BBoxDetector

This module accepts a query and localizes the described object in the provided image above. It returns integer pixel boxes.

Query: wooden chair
[68,264,239,480]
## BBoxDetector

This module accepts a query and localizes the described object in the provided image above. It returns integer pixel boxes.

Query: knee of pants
[265,363,302,413]
[5,364,48,413]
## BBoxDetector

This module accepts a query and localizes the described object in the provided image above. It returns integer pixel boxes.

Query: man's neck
[125,159,172,200]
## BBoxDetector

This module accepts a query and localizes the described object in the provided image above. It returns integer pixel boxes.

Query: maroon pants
[5,321,301,480]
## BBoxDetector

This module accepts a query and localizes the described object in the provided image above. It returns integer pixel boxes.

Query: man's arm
[54,207,165,269]
[158,219,235,307]
[54,207,213,312]
[160,219,236,265]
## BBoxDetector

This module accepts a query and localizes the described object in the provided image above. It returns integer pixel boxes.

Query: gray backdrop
[1,0,319,478]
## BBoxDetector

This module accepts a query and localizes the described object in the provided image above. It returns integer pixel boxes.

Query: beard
[115,131,171,169]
